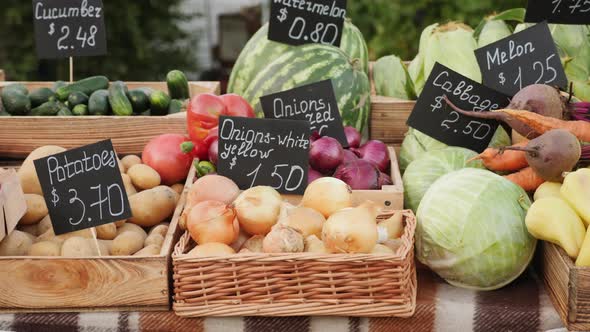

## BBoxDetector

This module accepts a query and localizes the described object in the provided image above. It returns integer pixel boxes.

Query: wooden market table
[0,268,564,332]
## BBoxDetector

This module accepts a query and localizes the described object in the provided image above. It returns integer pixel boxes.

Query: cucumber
[67,91,89,109]
[108,81,133,116]
[29,88,56,107]
[1,90,31,115]
[55,76,109,101]
[72,104,88,116]
[166,70,190,99]
[57,104,73,116]
[149,91,171,116]
[88,90,111,115]
[52,81,67,92]
[0,98,9,116]
[168,99,184,114]
[3,83,28,95]
[138,87,155,97]
[127,89,150,113]
[30,100,61,116]
[134,110,151,116]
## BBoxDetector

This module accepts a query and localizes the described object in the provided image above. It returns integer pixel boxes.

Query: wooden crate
[0,81,220,159]
[368,62,415,145]
[0,70,5,81]
[537,241,590,331]
[283,146,404,210]
[0,164,195,313]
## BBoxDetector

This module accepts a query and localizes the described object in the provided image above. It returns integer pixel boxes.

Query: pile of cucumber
[0,70,190,116]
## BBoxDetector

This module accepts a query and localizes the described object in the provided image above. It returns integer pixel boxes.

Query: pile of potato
[0,145,184,257]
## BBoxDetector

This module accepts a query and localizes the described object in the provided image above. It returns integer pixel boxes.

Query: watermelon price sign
[525,0,590,24]
[475,22,567,96]
[33,140,131,235]
[406,63,510,153]
[217,116,310,195]
[269,0,347,47]
[33,0,107,59]
[260,80,348,147]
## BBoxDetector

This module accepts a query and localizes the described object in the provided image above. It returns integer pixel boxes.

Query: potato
[19,194,48,225]
[129,186,179,227]
[127,164,161,190]
[18,145,66,195]
[148,223,169,237]
[118,159,126,174]
[144,233,164,248]
[134,244,161,256]
[95,223,117,240]
[61,237,95,257]
[18,224,39,236]
[27,241,61,256]
[38,228,93,245]
[170,183,184,195]
[0,230,34,256]
[98,240,113,254]
[37,215,53,235]
[121,174,137,196]
[121,155,142,170]
[116,223,147,240]
[111,231,144,255]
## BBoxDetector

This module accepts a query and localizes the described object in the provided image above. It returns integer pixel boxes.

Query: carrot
[471,141,529,172]
[504,167,545,192]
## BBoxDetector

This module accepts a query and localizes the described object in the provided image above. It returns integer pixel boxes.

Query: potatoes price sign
[33,0,107,59]
[34,140,131,235]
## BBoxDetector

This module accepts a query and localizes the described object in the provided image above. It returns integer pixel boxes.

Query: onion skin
[302,177,353,218]
[239,235,265,253]
[262,225,304,253]
[378,172,393,186]
[187,200,239,245]
[308,168,324,184]
[208,139,219,165]
[309,136,344,174]
[188,243,235,256]
[344,126,361,148]
[187,175,240,206]
[279,206,325,238]
[353,140,390,173]
[333,159,381,190]
[322,202,379,253]
[234,186,282,235]
[342,149,359,163]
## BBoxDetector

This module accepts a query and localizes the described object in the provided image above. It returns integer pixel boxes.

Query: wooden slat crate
[0,81,220,159]
[0,70,5,81]
[537,241,590,331]
[0,164,195,313]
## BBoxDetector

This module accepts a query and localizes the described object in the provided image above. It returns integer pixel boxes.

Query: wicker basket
[172,210,417,317]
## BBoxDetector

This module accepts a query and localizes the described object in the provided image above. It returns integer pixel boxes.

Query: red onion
[352,140,390,173]
[378,172,393,186]
[209,139,218,165]
[344,126,361,148]
[310,131,322,143]
[309,136,343,174]
[308,168,324,184]
[333,159,380,190]
[342,149,358,163]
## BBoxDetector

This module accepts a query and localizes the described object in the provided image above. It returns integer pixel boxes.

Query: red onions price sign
[525,0,590,24]
[269,0,347,47]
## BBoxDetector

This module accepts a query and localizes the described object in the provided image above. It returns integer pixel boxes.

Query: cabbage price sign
[269,0,347,47]
[33,0,107,59]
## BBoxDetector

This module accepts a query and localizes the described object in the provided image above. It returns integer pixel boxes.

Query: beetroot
[509,84,567,120]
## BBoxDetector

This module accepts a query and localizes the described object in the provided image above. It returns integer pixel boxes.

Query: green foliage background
[0,0,198,81]
[347,0,527,60]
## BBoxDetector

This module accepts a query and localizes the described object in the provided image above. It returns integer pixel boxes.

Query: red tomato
[142,134,200,185]
[187,94,227,142]
[220,94,255,118]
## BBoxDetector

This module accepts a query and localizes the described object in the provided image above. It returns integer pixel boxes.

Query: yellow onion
[279,206,325,238]
[302,177,352,218]
[188,243,235,256]
[234,186,282,235]
[322,201,379,253]
[262,225,304,253]
[187,200,239,245]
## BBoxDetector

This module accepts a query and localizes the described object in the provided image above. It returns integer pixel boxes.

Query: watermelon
[241,44,371,137]
[228,21,369,96]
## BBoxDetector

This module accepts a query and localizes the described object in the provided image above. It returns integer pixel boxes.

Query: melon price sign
[217,116,310,195]
[261,79,348,147]
[33,140,131,235]
[269,0,347,47]
[406,63,510,153]
[525,0,590,24]
[33,0,107,59]
[475,22,567,96]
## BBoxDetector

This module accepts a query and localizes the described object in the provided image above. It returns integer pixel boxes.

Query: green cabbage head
[416,168,536,290]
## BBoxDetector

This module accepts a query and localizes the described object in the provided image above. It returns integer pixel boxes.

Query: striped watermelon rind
[341,19,369,74]
[241,44,371,138]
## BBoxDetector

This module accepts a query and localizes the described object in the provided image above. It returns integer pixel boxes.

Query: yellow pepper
[561,169,590,227]
[533,182,562,201]
[526,197,585,259]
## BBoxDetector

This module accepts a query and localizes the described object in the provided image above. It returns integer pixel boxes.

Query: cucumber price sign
[269,0,347,47]
[33,140,131,235]
[33,0,107,59]
[217,116,310,195]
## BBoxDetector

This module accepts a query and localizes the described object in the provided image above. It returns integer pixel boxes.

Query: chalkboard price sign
[406,63,510,153]
[217,116,310,195]
[33,0,107,59]
[475,22,567,96]
[34,140,131,235]
[525,0,590,24]
[261,80,348,147]
[269,0,347,47]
